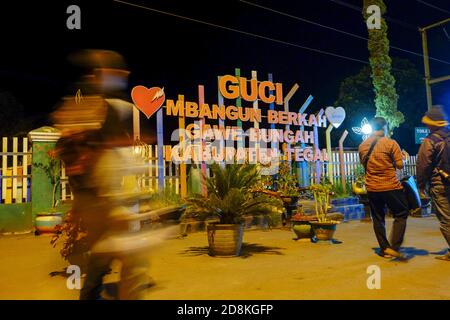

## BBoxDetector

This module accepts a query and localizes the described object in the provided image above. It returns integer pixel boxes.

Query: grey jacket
[416,127,450,190]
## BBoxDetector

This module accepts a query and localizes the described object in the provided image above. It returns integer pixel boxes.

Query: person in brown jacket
[359,117,408,259]
[416,105,450,261]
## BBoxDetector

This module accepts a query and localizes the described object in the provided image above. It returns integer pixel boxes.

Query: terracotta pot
[207,224,244,257]
[310,221,338,241]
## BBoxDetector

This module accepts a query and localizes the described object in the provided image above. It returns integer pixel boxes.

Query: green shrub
[184,164,283,224]
[332,180,354,199]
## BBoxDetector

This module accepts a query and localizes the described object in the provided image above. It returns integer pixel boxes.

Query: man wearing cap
[417,105,450,261]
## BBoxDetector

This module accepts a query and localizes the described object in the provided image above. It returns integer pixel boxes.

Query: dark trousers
[368,189,409,252]
[430,184,450,250]
[79,254,113,300]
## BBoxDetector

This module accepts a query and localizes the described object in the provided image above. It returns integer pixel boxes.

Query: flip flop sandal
[435,254,450,261]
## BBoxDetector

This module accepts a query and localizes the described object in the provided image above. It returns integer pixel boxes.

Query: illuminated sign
[132,73,339,165]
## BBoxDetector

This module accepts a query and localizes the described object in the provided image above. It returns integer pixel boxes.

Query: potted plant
[250,174,282,229]
[290,206,318,241]
[183,164,283,256]
[274,161,300,225]
[277,161,299,203]
[309,183,340,242]
[34,149,63,234]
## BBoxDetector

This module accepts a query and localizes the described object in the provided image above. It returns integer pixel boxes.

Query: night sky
[1,0,449,152]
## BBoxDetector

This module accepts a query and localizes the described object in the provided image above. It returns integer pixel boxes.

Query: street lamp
[352,117,372,140]
[361,123,373,135]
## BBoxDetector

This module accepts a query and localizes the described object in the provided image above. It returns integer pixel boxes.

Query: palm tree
[184,164,282,224]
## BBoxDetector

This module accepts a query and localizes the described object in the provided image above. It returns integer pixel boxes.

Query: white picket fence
[0,138,420,203]
[0,137,31,204]
[60,162,74,202]
[1,138,76,204]
[138,145,181,194]
[321,151,417,184]
[121,146,419,191]
[59,145,182,201]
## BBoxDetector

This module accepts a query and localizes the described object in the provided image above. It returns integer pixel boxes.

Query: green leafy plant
[51,210,87,261]
[355,164,365,181]
[277,161,298,197]
[33,149,60,210]
[254,174,274,191]
[268,210,283,227]
[331,180,354,199]
[147,188,183,210]
[352,164,367,195]
[184,164,283,224]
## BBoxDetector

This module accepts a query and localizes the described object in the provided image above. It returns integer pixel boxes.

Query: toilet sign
[415,127,430,144]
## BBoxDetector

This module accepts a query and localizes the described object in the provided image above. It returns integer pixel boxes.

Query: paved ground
[0,217,449,300]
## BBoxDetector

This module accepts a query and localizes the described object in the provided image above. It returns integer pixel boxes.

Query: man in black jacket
[416,105,450,261]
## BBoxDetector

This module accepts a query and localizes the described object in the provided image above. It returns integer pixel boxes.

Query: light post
[419,18,450,110]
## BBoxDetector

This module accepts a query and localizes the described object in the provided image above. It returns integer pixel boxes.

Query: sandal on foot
[383,248,405,259]
[435,253,450,261]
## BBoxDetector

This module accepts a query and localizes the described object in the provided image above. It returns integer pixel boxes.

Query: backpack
[428,130,450,184]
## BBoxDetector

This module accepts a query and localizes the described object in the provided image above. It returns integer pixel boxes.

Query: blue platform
[330,197,366,222]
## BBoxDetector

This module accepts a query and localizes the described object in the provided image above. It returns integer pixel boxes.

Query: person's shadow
[400,247,430,258]
[429,249,449,256]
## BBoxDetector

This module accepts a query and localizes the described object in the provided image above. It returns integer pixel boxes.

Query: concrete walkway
[0,217,448,300]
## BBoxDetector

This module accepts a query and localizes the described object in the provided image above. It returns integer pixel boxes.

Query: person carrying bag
[358,117,409,260]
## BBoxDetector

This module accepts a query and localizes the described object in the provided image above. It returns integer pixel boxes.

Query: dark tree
[335,58,426,152]
[0,90,33,137]
[363,0,404,131]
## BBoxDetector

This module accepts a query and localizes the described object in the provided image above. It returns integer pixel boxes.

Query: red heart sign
[131,86,166,119]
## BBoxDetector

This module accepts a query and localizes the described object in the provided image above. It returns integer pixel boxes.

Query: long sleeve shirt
[358,133,404,192]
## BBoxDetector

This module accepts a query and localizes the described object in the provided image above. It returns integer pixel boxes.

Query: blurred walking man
[53,50,134,299]
[417,105,450,261]
[359,117,408,259]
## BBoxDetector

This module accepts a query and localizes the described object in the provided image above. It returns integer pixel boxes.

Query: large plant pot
[292,221,313,240]
[207,224,244,257]
[310,221,338,241]
[35,213,63,234]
